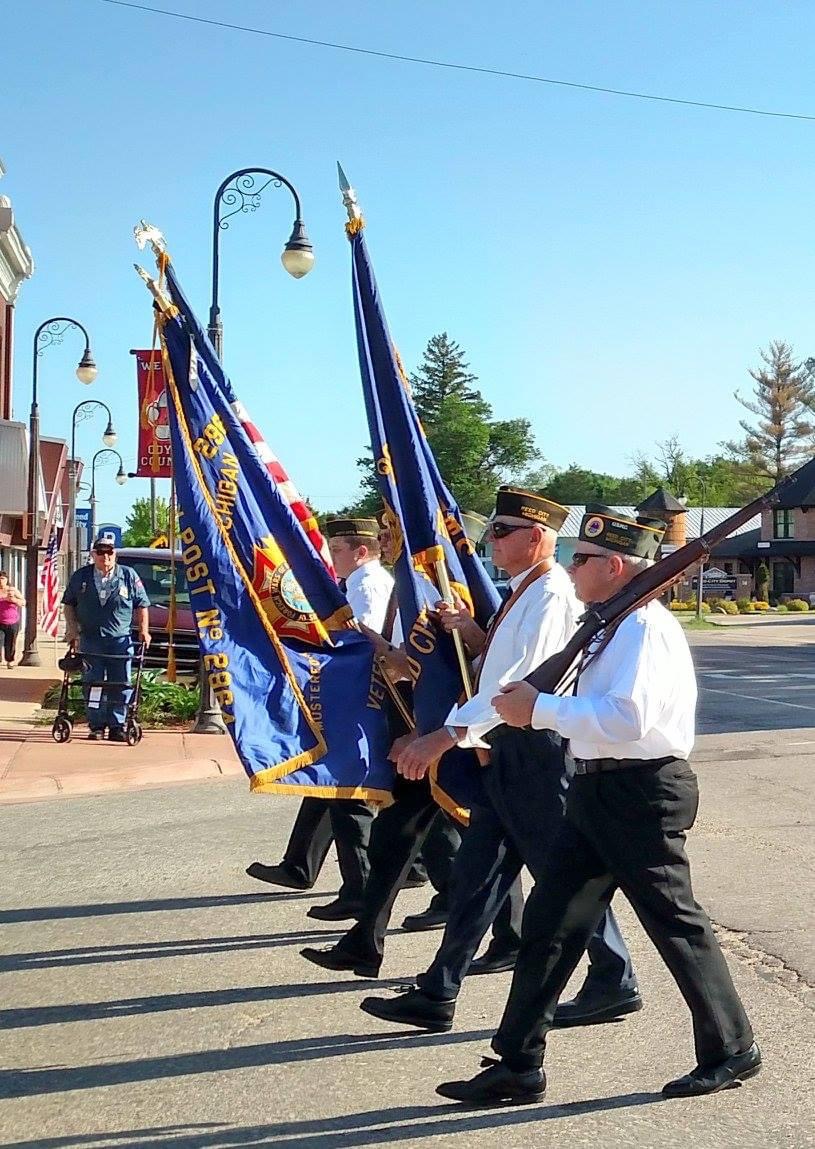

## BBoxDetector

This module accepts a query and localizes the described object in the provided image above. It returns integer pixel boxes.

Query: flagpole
[433,558,474,700]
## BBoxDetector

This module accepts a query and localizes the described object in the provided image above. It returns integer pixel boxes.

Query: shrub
[41,670,200,725]
[670,600,691,611]
[715,599,739,615]
[752,601,770,611]
[736,598,753,613]
[787,598,810,612]
[776,603,789,613]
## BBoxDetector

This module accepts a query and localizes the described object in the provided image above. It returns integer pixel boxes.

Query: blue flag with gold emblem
[344,187,500,819]
[148,252,393,801]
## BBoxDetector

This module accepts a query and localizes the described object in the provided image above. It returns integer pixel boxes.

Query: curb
[0,756,244,805]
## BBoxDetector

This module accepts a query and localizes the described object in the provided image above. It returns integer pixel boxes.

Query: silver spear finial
[337,162,363,229]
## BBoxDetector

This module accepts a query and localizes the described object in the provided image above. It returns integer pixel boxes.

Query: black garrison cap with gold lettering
[325,517,379,540]
[579,504,666,559]
[494,485,569,532]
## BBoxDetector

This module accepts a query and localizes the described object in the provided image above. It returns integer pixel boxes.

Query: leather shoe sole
[553,992,643,1028]
[360,996,453,1033]
[300,946,380,978]
[245,862,312,891]
[663,1044,762,1098]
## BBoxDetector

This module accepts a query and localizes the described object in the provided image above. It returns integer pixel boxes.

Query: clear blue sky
[4,0,815,529]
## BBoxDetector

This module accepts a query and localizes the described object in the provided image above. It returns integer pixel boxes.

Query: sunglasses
[570,552,606,567]
[486,522,533,540]
[93,547,114,555]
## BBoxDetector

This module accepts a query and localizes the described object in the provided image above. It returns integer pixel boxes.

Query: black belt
[572,755,678,776]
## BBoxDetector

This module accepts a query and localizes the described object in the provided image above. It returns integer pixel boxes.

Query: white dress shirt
[445,561,580,750]
[345,559,395,634]
[391,574,440,647]
[531,599,697,761]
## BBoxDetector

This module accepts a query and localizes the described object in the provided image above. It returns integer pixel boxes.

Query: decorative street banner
[132,348,172,477]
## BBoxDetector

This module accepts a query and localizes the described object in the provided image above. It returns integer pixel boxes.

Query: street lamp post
[21,319,97,668]
[89,449,128,544]
[696,480,708,621]
[207,167,314,359]
[68,401,117,578]
[194,166,314,735]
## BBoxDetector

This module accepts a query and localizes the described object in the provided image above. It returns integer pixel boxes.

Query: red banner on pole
[132,349,172,477]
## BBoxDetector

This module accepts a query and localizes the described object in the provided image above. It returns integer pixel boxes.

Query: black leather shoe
[306,899,362,922]
[467,949,519,976]
[360,985,455,1032]
[663,1043,761,1098]
[401,905,448,932]
[300,945,380,978]
[108,726,127,743]
[436,1057,546,1105]
[553,986,643,1027]
[245,862,312,891]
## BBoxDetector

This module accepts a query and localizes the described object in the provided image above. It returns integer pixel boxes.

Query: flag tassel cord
[433,558,473,700]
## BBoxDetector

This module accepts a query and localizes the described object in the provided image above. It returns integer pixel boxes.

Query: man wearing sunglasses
[357,486,638,1034]
[436,507,758,1104]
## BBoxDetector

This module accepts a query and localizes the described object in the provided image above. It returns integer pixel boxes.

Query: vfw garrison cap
[325,517,379,540]
[579,504,666,560]
[494,486,569,532]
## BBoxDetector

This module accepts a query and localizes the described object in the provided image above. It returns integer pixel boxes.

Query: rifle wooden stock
[525,456,815,696]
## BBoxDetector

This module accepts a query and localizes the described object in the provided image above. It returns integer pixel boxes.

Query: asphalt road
[691,620,815,735]
[0,620,813,1149]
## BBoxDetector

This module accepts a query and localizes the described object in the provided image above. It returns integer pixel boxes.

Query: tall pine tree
[723,341,815,480]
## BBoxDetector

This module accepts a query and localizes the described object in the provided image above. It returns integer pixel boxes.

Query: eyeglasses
[486,522,533,540]
[570,552,606,567]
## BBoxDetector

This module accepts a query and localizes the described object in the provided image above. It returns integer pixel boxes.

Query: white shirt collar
[346,559,383,590]
[508,562,546,592]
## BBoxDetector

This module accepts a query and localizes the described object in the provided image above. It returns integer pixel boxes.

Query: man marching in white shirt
[436,505,759,1105]
[358,487,638,1032]
[247,517,393,920]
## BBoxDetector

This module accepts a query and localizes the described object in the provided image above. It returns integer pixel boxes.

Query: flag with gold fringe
[340,168,501,820]
[136,237,393,801]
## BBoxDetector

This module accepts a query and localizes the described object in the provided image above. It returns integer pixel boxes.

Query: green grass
[677,615,717,629]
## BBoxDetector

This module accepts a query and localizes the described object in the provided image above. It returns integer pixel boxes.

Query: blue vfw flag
[341,170,501,818]
[138,241,393,801]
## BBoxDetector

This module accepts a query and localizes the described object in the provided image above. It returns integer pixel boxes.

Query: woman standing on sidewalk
[0,572,24,669]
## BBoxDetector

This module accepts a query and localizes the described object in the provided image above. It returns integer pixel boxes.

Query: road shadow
[0,979,403,1028]
[0,892,322,925]
[0,1029,495,1099]
[0,1093,664,1147]
[0,930,349,973]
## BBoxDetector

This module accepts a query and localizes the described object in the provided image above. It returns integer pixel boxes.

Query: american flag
[40,529,61,639]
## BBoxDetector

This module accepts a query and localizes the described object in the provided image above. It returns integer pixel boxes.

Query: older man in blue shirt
[62,537,151,741]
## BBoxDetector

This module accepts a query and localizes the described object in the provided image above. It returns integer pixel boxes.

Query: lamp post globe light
[196,166,313,734]
[88,448,127,546]
[21,318,97,668]
[68,400,118,578]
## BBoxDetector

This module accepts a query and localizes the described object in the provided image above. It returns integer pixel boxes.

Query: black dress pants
[417,727,633,1001]
[283,797,373,904]
[493,758,754,1072]
[335,773,523,966]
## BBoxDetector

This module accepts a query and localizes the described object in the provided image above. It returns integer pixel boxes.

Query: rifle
[525,455,815,697]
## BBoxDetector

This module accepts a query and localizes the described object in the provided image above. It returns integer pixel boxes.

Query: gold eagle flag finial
[337,161,365,236]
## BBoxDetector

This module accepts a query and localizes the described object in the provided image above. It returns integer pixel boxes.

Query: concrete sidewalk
[0,640,242,805]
